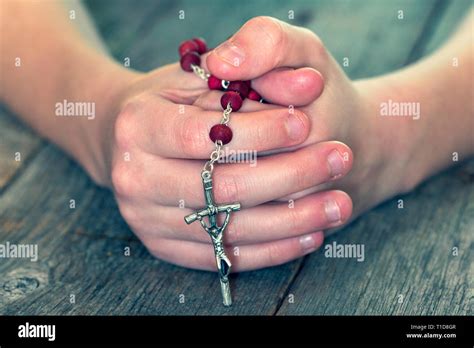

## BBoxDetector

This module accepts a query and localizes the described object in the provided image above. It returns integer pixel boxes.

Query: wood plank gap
[272,256,309,315]
[0,142,45,197]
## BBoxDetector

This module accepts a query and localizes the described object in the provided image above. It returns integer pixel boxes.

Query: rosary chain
[191,64,210,81]
[221,103,232,125]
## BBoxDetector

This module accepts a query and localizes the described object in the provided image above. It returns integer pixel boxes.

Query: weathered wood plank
[0,107,43,192]
[277,0,474,315]
[0,0,445,315]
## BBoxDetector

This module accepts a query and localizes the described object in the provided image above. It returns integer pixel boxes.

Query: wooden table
[0,0,472,315]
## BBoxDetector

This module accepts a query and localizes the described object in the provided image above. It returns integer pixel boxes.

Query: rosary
[179,38,263,306]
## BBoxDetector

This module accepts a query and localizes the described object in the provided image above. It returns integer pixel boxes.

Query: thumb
[206,16,327,81]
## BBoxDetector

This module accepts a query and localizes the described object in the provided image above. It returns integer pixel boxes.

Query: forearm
[0,0,138,184]
[399,9,472,157]
[358,10,473,189]
[406,11,472,179]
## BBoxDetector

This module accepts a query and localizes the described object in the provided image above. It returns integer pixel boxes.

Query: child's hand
[100,59,354,271]
[206,17,407,217]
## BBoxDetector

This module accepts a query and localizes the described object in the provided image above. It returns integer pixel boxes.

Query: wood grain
[277,0,474,315]
[0,106,43,192]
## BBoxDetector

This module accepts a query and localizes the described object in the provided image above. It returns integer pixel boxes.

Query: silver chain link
[191,64,210,81]
[203,138,225,174]
[221,103,232,125]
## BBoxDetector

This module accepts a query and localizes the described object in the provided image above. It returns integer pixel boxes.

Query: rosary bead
[180,52,201,72]
[227,81,249,99]
[209,124,233,144]
[208,75,222,90]
[221,91,243,111]
[179,40,199,57]
[247,89,262,102]
[192,37,208,54]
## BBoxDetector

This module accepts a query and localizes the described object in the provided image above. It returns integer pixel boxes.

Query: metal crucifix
[184,170,240,306]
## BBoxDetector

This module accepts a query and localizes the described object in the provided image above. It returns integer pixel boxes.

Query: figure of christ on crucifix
[184,171,241,306]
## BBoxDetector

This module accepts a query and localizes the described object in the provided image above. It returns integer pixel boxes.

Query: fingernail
[327,149,345,177]
[286,113,306,141]
[214,41,246,67]
[325,200,341,223]
[300,234,318,253]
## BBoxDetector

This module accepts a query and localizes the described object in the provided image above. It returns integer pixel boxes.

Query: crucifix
[184,170,240,306]
[178,36,264,307]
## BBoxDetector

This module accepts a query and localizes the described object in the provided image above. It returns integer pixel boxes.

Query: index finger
[119,95,310,159]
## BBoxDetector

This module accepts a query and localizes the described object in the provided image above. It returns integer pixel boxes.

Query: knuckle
[253,16,285,42]
[265,242,285,266]
[307,30,328,60]
[117,202,139,226]
[286,208,302,234]
[245,16,286,51]
[111,162,137,197]
[292,160,312,189]
[252,119,274,149]
[224,220,241,244]
[114,103,137,149]
[181,176,206,206]
[176,115,208,157]
[248,16,288,66]
[214,173,246,203]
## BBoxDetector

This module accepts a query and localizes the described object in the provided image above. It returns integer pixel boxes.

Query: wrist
[71,59,142,187]
[354,74,426,194]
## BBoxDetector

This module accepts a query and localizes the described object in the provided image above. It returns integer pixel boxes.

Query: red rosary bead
[227,81,249,99]
[192,37,207,54]
[180,52,201,72]
[248,89,262,102]
[221,91,243,111]
[178,38,257,149]
[179,40,199,57]
[208,75,222,90]
[209,124,233,144]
